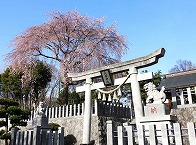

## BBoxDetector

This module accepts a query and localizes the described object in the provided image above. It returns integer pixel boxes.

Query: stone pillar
[171,87,177,109]
[179,89,185,105]
[10,127,19,145]
[129,67,144,121]
[82,77,92,144]
[33,126,41,145]
[187,87,193,104]
[106,120,114,145]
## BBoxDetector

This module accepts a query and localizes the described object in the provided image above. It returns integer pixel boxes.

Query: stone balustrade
[29,99,132,121]
[107,120,196,145]
[11,127,64,145]
[175,86,196,108]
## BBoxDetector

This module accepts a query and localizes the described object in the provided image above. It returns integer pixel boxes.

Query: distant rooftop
[159,69,196,89]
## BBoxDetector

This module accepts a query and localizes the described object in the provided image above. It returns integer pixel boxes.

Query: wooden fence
[29,99,132,121]
[11,126,64,145]
[107,120,196,145]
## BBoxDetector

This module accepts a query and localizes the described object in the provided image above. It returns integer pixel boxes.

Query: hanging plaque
[100,69,114,86]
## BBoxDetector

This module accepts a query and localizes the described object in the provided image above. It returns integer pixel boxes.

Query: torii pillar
[82,76,92,144]
[68,48,165,144]
[130,67,144,119]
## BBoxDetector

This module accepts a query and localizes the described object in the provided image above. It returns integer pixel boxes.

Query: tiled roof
[158,70,196,89]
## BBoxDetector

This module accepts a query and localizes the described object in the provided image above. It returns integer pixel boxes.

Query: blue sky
[1,0,196,74]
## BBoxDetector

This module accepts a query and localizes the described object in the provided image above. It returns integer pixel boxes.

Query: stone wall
[170,107,196,127]
[46,116,128,145]
[170,107,196,145]
[49,116,97,145]
[0,140,5,145]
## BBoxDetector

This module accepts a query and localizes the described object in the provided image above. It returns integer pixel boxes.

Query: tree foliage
[22,60,52,106]
[56,87,68,105]
[169,59,196,73]
[29,61,52,104]
[56,87,81,105]
[0,98,30,145]
[7,10,127,86]
[0,68,22,99]
[48,122,61,131]
[140,70,163,102]
[152,70,163,86]
[0,61,52,108]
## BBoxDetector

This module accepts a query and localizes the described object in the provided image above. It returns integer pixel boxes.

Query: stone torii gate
[68,48,165,144]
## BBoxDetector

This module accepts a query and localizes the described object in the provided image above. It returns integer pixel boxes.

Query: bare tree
[7,10,127,87]
[169,59,196,73]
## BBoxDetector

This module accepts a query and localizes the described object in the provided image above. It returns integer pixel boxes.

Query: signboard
[100,69,114,86]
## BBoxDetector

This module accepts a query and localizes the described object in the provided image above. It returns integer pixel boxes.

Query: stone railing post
[65,105,69,117]
[59,106,62,117]
[117,126,124,145]
[69,105,73,116]
[33,126,41,145]
[74,104,76,116]
[171,87,177,109]
[94,99,98,116]
[137,124,145,145]
[123,124,134,145]
[51,107,55,118]
[62,105,65,117]
[161,124,170,145]
[55,106,58,118]
[82,103,85,115]
[59,127,65,145]
[106,120,114,145]
[179,89,185,105]
[10,127,19,145]
[173,123,182,144]
[187,87,193,104]
[187,122,196,145]
[48,107,51,119]
[77,104,81,115]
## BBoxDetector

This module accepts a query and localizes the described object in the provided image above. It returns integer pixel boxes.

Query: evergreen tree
[0,68,22,100]
[56,88,81,105]
[140,70,163,103]
[0,98,30,145]
[0,61,52,109]
[30,61,52,105]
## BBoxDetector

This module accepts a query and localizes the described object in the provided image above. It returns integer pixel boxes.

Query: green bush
[0,108,7,118]
[9,115,22,124]
[21,109,31,120]
[0,132,11,140]
[48,122,60,131]
[0,130,5,136]
[7,106,21,115]
[17,121,27,127]
[0,121,6,127]
[0,98,19,107]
